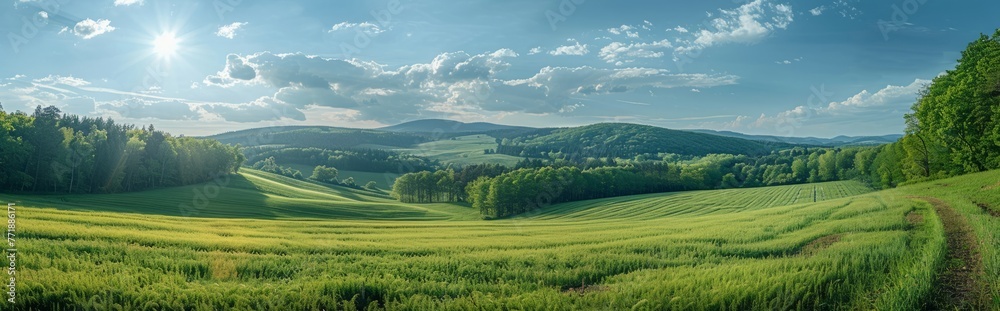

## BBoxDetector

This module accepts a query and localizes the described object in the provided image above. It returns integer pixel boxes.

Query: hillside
[496,123,790,158]
[207,126,430,149]
[9,167,998,309]
[7,168,477,221]
[380,119,534,134]
[690,129,902,146]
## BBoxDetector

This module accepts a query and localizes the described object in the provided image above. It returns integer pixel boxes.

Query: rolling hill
[206,126,430,149]
[690,129,903,146]
[8,165,997,309]
[495,123,794,158]
[379,119,534,134]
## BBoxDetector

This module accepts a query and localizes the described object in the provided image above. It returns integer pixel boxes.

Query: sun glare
[152,32,179,57]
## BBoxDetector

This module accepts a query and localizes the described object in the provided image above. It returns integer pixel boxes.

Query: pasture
[4,169,998,310]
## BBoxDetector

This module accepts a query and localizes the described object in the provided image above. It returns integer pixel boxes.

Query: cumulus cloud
[203,97,306,122]
[528,46,543,55]
[607,25,639,38]
[549,42,589,56]
[809,6,825,16]
[674,0,793,55]
[599,39,673,65]
[73,19,115,39]
[216,22,247,39]
[203,50,517,122]
[329,22,385,36]
[202,50,739,122]
[716,79,929,134]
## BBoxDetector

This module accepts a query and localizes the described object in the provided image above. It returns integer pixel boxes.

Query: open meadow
[6,169,997,310]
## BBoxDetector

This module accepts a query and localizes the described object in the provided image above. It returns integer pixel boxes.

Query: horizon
[3,0,997,137]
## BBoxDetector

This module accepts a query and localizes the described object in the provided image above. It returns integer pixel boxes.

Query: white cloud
[809,6,825,16]
[528,46,543,55]
[329,22,385,36]
[672,26,689,33]
[774,57,802,65]
[202,50,738,122]
[549,42,589,56]
[203,96,305,122]
[38,11,47,19]
[716,79,929,134]
[216,22,247,39]
[33,75,90,87]
[72,19,115,39]
[599,39,673,65]
[96,98,199,120]
[674,0,794,55]
[607,24,640,38]
[113,0,144,6]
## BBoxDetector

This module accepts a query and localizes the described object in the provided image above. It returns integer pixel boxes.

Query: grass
[884,170,1000,308]
[4,169,999,310]
[390,135,525,167]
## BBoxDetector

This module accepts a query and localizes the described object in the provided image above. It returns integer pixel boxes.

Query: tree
[908,30,1000,173]
[342,177,356,187]
[818,150,838,182]
[310,165,339,183]
[364,181,378,190]
[791,158,808,182]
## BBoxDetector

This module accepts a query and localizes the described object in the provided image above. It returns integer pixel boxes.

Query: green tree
[310,165,339,183]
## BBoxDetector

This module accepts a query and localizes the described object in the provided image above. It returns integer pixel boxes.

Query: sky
[1,0,997,138]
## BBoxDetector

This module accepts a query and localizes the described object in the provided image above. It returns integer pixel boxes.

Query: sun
[152,32,179,58]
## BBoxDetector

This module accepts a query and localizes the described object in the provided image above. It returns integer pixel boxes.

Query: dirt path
[914,196,986,310]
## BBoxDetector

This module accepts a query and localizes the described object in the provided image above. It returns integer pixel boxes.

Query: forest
[492,123,787,159]
[0,105,244,193]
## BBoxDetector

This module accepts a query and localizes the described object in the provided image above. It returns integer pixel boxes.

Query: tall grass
[3,171,991,310]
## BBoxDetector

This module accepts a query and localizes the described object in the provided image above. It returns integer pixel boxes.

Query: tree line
[493,123,784,159]
[393,147,887,218]
[0,106,244,193]
[242,146,437,174]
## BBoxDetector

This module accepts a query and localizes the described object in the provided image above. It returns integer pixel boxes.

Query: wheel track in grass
[911,196,988,310]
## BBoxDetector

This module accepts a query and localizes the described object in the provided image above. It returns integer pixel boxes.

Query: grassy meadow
[389,135,525,167]
[5,168,998,310]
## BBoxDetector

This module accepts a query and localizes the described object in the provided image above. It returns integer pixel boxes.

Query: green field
[389,135,526,167]
[4,169,998,310]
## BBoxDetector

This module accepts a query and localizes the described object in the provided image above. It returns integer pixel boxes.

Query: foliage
[903,29,1000,176]
[251,157,303,180]
[242,146,437,174]
[0,106,243,193]
[494,123,786,159]
[310,165,340,183]
[398,147,877,218]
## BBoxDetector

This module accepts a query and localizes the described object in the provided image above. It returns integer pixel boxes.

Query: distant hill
[206,126,429,149]
[688,129,902,146]
[495,123,792,158]
[380,119,534,134]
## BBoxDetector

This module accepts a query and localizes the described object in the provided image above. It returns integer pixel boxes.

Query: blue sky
[1,0,997,137]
